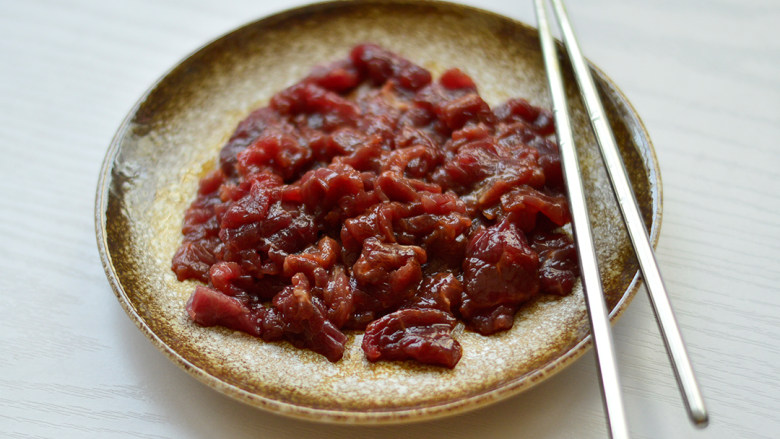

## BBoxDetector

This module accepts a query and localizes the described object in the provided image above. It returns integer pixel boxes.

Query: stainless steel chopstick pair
[533,0,708,437]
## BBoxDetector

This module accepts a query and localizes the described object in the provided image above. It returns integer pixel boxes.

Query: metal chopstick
[534,1,629,437]
[545,0,709,427]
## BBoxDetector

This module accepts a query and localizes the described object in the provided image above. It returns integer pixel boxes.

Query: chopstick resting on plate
[534,0,709,435]
[534,1,629,437]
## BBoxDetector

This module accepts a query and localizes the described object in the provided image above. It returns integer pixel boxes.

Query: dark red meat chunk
[352,237,426,311]
[306,59,362,93]
[351,43,432,91]
[362,308,462,369]
[270,273,347,362]
[236,128,311,181]
[172,241,217,283]
[282,236,340,282]
[531,231,579,296]
[439,68,477,90]
[172,44,578,367]
[460,218,541,335]
[407,272,463,314]
[186,285,262,336]
[500,185,572,231]
[494,97,556,136]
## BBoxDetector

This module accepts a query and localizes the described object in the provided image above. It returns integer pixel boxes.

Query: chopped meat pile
[172,44,578,368]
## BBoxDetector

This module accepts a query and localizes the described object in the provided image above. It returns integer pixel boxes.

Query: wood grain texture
[1,0,777,438]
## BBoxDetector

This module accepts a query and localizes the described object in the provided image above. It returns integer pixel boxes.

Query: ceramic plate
[95,0,661,424]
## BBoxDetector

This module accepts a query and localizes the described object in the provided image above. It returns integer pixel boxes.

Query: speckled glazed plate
[95,0,661,424]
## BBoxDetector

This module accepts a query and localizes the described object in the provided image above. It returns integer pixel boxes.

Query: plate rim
[94,0,662,424]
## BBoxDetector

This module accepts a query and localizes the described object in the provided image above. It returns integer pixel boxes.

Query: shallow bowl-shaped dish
[96,0,661,424]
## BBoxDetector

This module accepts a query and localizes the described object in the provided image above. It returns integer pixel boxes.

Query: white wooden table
[1,1,778,437]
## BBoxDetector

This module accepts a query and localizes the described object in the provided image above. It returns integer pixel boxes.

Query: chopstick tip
[691,410,709,428]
